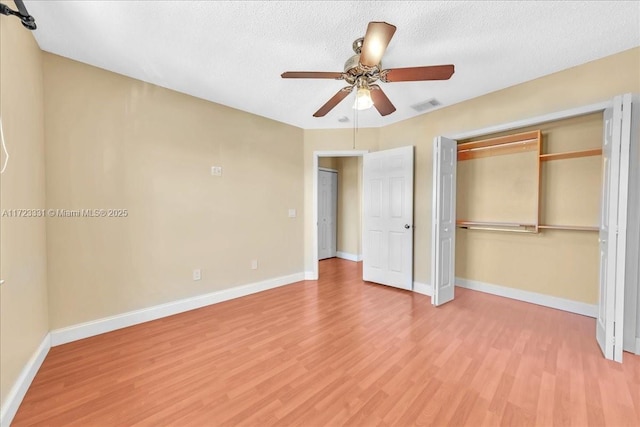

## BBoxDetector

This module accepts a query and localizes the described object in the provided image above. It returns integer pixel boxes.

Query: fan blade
[313,86,353,117]
[14,0,29,16]
[370,85,396,116]
[383,65,455,82]
[281,71,344,79]
[359,22,396,67]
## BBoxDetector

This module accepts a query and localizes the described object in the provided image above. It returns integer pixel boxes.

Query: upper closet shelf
[457,130,541,161]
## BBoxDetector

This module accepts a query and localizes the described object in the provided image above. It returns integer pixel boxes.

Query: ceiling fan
[281,21,454,118]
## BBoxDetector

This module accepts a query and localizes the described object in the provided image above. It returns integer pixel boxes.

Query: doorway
[314,152,365,278]
[311,148,415,291]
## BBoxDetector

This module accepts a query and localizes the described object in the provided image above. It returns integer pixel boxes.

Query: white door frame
[311,150,368,280]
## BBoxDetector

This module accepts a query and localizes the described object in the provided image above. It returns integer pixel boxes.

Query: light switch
[288,209,297,218]
[211,166,222,176]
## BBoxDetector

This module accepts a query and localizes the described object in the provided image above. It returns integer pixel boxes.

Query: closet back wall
[456,113,603,304]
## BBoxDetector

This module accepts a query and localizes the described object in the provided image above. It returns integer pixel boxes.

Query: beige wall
[0,11,49,406]
[318,157,338,169]
[43,54,304,329]
[336,157,361,257]
[303,129,378,272]
[376,47,640,302]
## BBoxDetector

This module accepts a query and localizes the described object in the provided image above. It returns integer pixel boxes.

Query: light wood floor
[13,258,640,426]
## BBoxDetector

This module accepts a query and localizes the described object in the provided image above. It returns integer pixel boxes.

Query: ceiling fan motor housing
[344,38,383,86]
[344,54,361,74]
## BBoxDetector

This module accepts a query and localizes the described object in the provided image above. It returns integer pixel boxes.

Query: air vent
[337,116,350,123]
[411,98,441,112]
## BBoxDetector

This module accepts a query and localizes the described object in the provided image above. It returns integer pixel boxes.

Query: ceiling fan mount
[343,37,385,87]
[281,22,455,118]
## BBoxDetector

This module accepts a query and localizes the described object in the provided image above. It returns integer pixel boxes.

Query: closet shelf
[458,130,540,161]
[539,148,602,161]
[456,221,538,233]
[538,224,599,231]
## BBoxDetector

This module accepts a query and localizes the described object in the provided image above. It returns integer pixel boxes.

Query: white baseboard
[0,333,51,427]
[455,277,598,318]
[50,272,305,346]
[413,281,432,296]
[336,252,362,262]
[304,271,317,280]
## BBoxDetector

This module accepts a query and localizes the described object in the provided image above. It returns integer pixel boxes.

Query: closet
[455,112,603,307]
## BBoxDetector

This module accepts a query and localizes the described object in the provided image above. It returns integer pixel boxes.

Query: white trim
[413,281,432,296]
[456,278,598,318]
[612,93,632,362]
[448,100,613,140]
[304,271,317,280]
[50,272,304,346]
[0,333,51,427]
[312,150,368,281]
[623,93,640,354]
[336,251,362,262]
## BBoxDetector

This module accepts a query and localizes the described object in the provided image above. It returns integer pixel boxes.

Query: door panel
[597,94,632,362]
[431,136,457,306]
[363,146,414,290]
[597,107,614,359]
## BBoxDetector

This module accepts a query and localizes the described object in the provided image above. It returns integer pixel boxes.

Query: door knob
[404,224,411,229]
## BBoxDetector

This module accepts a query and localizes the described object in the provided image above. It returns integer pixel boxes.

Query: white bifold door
[318,169,338,260]
[362,146,414,290]
[597,94,632,362]
[431,136,457,306]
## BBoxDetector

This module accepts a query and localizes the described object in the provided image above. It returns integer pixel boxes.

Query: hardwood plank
[11,258,640,426]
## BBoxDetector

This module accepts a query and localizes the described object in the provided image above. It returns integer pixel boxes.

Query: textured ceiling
[24,1,640,129]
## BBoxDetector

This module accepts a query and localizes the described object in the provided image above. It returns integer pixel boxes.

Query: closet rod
[456,220,533,227]
[459,226,536,233]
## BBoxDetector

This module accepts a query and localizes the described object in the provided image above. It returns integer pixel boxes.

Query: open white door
[362,146,414,290]
[597,94,632,362]
[431,136,457,306]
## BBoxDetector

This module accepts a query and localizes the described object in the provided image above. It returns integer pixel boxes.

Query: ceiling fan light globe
[353,87,374,110]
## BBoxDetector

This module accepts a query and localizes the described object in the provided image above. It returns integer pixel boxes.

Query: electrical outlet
[288,209,297,218]
[251,260,258,270]
[211,166,222,176]
[193,269,201,281]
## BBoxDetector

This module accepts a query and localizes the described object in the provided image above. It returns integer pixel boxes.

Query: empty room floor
[12,258,640,426]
